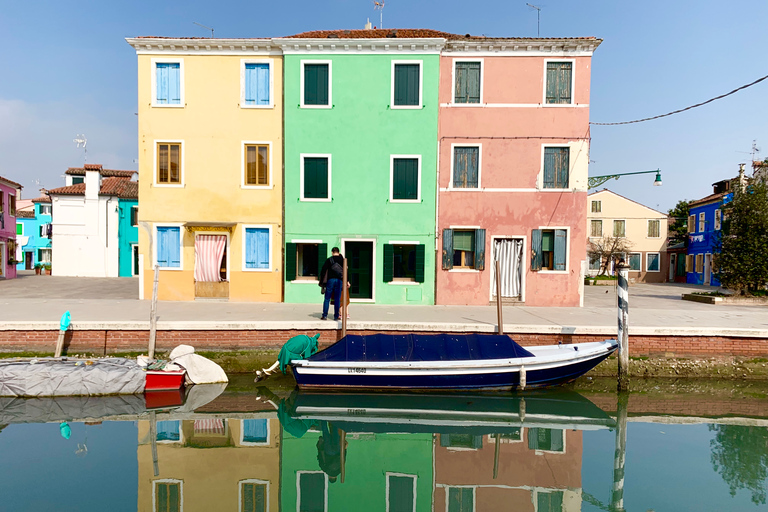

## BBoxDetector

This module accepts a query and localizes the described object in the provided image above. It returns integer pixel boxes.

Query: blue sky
[1,0,766,211]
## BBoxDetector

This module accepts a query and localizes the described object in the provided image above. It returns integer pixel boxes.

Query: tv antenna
[193,21,214,38]
[373,1,385,29]
[526,3,541,37]
[73,134,87,164]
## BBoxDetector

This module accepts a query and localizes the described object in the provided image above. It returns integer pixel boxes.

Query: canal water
[0,376,766,512]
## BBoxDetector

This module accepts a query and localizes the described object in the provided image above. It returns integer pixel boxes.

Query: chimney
[84,168,100,200]
[365,18,372,30]
[738,163,747,191]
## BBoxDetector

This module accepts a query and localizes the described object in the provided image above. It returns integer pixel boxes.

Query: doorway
[132,245,140,276]
[704,253,712,285]
[344,241,374,301]
[194,234,229,299]
[491,238,524,302]
[25,251,33,270]
[668,253,676,282]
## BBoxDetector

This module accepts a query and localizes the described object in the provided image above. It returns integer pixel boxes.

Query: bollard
[616,265,629,391]
[611,392,629,512]
[519,365,526,390]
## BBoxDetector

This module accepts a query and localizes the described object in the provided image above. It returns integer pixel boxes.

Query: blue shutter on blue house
[245,64,270,105]
[245,228,270,269]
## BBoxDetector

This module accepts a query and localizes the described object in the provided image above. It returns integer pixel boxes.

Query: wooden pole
[148,265,159,360]
[149,410,160,477]
[492,433,500,479]
[339,429,346,483]
[54,311,71,358]
[495,260,503,335]
[341,258,348,337]
[617,266,629,391]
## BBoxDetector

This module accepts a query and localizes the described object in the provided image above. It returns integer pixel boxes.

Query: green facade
[284,52,439,305]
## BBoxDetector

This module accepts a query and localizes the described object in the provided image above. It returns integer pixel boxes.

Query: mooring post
[616,265,630,391]
[611,392,629,512]
[341,258,348,337]
[495,260,504,335]
[149,410,159,477]
[148,265,159,360]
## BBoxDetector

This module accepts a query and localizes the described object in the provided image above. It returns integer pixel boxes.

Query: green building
[277,30,444,305]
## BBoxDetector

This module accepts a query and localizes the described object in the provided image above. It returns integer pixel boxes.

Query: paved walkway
[1,273,766,336]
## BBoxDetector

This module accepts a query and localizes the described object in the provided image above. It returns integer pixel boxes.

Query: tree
[667,200,690,246]
[587,236,634,276]
[714,179,768,294]
[709,424,768,505]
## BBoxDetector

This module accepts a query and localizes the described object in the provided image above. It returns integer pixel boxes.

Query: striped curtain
[193,418,225,435]
[194,235,226,282]
[491,239,523,298]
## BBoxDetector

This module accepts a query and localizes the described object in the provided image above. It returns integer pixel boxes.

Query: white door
[491,238,523,299]
[669,254,676,281]
[704,253,712,285]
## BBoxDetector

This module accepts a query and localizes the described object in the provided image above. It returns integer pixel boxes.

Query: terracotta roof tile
[287,28,461,39]
[16,210,35,219]
[689,191,727,207]
[47,183,86,195]
[0,175,23,189]
[65,166,137,178]
[100,178,138,199]
[31,195,52,203]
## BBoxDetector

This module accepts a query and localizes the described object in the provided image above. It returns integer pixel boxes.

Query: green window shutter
[317,243,328,273]
[393,158,419,200]
[554,229,567,271]
[304,63,329,106]
[414,244,426,283]
[395,63,420,106]
[543,148,556,188]
[442,229,453,270]
[474,229,486,270]
[531,229,543,271]
[16,223,22,235]
[543,147,569,188]
[455,62,481,103]
[546,62,571,104]
[304,157,328,199]
[383,244,394,282]
[557,147,569,188]
[546,63,558,104]
[453,147,479,188]
[285,243,296,281]
[558,63,572,103]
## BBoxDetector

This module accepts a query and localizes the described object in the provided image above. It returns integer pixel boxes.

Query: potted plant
[34,263,42,275]
[43,264,52,275]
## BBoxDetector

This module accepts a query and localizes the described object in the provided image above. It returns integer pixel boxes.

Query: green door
[346,241,373,300]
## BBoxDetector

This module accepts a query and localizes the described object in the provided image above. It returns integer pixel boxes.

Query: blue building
[16,196,52,270]
[686,178,733,286]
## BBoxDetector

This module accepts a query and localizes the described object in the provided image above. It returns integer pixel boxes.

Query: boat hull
[145,370,186,391]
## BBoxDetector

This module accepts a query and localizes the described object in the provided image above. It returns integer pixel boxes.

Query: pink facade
[436,40,600,306]
[0,176,22,280]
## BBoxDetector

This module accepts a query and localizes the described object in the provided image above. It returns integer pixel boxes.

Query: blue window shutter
[256,64,270,105]
[168,63,180,104]
[531,229,543,271]
[244,64,255,105]
[168,227,180,267]
[156,227,169,267]
[245,228,257,268]
[442,229,453,270]
[453,147,478,188]
[242,419,268,443]
[554,229,567,271]
[256,228,270,269]
[474,229,486,270]
[156,64,169,104]
[543,148,556,188]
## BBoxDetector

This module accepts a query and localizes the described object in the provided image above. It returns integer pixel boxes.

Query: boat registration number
[348,367,366,374]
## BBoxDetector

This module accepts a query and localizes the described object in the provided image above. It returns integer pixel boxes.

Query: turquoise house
[16,196,52,270]
[118,196,138,277]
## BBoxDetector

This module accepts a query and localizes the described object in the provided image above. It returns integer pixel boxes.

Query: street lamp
[588,169,663,189]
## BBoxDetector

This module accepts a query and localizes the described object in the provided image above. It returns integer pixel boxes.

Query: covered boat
[290,333,617,391]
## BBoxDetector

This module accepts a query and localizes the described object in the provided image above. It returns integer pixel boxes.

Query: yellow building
[126,38,283,301]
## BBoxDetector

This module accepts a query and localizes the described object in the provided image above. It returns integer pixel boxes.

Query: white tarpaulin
[170,345,228,384]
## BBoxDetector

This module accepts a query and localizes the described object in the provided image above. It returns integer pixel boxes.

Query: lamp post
[588,169,662,189]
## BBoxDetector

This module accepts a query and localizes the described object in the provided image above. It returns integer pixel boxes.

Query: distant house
[16,194,52,270]
[47,165,138,277]
[586,189,668,283]
[0,175,22,279]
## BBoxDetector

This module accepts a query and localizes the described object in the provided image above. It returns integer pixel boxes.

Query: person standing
[319,247,344,320]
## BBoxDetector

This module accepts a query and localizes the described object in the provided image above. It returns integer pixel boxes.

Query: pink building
[436,37,601,306]
[0,175,23,280]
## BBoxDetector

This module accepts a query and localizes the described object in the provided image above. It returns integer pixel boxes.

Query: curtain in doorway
[194,235,226,282]
[491,239,523,298]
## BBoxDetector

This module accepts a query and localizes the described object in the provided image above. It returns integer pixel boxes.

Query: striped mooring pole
[611,393,629,512]
[617,265,630,391]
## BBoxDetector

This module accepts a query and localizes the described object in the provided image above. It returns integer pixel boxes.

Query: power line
[591,72,768,126]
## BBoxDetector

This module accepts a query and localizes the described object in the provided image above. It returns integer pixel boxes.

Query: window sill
[389,199,421,203]
[537,270,568,275]
[291,279,320,284]
[390,105,423,110]
[542,103,575,107]
[446,187,481,192]
[242,185,274,190]
[300,198,332,202]
[240,104,275,109]
[243,267,272,272]
[153,183,185,188]
[156,266,183,271]
[387,280,419,285]
[300,104,332,109]
[151,103,185,108]
[448,268,480,273]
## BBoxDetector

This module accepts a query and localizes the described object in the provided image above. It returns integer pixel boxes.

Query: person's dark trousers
[323,278,343,319]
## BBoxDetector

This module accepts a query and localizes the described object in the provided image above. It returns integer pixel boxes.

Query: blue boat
[290,333,617,391]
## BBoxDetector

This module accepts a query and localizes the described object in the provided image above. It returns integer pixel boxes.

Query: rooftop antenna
[373,1,385,29]
[73,134,87,164]
[751,139,760,162]
[193,21,214,38]
[526,3,541,37]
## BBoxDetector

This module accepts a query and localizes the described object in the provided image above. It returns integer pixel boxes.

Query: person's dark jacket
[319,255,344,286]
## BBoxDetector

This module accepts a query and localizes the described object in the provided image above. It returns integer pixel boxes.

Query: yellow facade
[129,39,283,301]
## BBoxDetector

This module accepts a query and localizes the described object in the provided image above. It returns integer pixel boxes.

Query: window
[240,481,267,512]
[241,419,269,445]
[590,220,602,238]
[545,61,572,104]
[528,428,564,452]
[72,176,84,185]
[302,61,331,107]
[447,487,474,512]
[648,219,660,238]
[298,472,327,512]
[647,252,660,272]
[391,156,420,201]
[454,61,481,104]
[9,194,15,216]
[687,214,696,233]
[244,144,270,187]
[131,206,138,227]
[542,147,569,188]
[589,255,601,271]
[387,474,416,512]
[392,61,422,108]
[243,227,270,271]
[537,491,565,512]
[0,191,3,213]
[40,204,51,215]
[285,242,325,281]
[154,481,182,512]
[714,209,721,230]
[591,200,601,213]
[153,61,182,106]
[695,254,703,273]
[613,220,626,238]
[628,253,641,271]
[442,229,485,271]
[132,245,140,276]
[440,434,483,449]
[531,229,567,271]
[156,226,181,269]
[16,223,22,235]
[242,61,272,107]
[383,244,425,283]
[301,155,331,201]
[452,146,480,189]
[686,254,693,273]
[38,248,51,264]
[156,420,180,442]
[698,212,706,232]
[156,143,182,185]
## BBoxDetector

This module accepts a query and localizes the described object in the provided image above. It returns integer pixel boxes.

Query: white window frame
[153,479,184,512]
[530,428,567,454]
[38,248,52,264]
[290,239,324,283]
[195,230,230,281]
[447,225,482,273]
[391,60,423,110]
[628,252,642,272]
[153,140,185,188]
[300,60,332,109]
[300,154,332,202]
[151,58,185,108]
[647,219,661,239]
[153,223,184,271]
[591,200,601,213]
[542,58,575,107]
[646,252,661,273]
[131,244,139,276]
[698,212,706,233]
[386,473,417,512]
[242,224,273,273]
[538,144,571,190]
[451,58,484,105]
[449,143,482,190]
[240,59,274,109]
[589,219,602,238]
[241,141,274,189]
[389,154,422,203]
[40,204,52,215]
[613,219,626,238]
[239,419,271,446]
[444,486,476,512]
[714,209,722,230]
[239,479,270,512]
[537,225,570,274]
[296,471,328,512]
